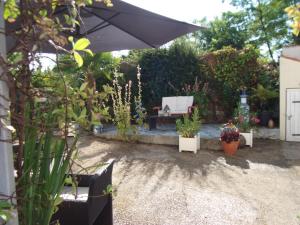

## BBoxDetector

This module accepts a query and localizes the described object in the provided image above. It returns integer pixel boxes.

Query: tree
[226,0,295,62]
[194,11,250,51]
[285,3,300,37]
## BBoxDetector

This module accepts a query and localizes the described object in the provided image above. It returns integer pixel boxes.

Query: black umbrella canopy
[5,0,202,53]
[71,0,201,52]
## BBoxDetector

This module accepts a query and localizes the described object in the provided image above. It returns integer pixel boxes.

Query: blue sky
[41,0,235,69]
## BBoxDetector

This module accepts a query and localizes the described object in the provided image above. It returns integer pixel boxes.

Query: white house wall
[280,56,300,140]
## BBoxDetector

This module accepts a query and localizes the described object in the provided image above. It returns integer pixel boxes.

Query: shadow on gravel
[76,136,300,189]
[223,139,300,169]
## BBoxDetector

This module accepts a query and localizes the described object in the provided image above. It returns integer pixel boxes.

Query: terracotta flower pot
[268,119,275,128]
[222,140,240,156]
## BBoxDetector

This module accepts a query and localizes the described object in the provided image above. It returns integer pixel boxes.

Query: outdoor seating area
[1,1,300,225]
[149,96,195,130]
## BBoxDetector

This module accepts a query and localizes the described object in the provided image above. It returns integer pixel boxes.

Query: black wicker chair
[51,159,114,225]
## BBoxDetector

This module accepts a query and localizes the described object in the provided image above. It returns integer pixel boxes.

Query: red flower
[251,116,260,124]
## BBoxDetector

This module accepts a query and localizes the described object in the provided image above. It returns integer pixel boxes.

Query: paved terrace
[76,135,300,225]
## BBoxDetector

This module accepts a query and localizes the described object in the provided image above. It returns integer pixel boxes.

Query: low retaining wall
[95,132,223,151]
[94,125,279,151]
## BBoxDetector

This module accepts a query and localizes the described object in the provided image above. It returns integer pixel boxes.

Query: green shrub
[176,108,201,138]
[121,41,201,112]
[121,43,279,120]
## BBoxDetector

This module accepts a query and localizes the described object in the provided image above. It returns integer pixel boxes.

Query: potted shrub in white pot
[176,108,201,154]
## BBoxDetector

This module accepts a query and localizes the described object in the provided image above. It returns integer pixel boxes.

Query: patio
[95,124,280,150]
[76,136,300,225]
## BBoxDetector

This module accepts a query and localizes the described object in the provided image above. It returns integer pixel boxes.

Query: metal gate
[286,89,300,142]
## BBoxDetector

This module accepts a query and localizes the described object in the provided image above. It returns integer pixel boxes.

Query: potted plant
[176,108,201,154]
[220,121,240,155]
[252,84,278,126]
[234,104,260,147]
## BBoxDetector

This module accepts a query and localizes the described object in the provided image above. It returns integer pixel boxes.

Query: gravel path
[76,136,300,225]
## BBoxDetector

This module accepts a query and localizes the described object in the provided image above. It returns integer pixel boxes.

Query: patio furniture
[51,159,114,225]
[149,115,182,130]
[153,96,195,116]
[150,96,195,130]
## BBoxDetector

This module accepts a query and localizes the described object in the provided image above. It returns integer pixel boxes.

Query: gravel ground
[75,136,300,225]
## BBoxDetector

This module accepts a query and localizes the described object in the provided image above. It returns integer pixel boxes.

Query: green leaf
[0,211,10,222]
[52,108,63,115]
[80,92,88,99]
[83,49,94,56]
[74,51,83,67]
[53,197,63,207]
[80,82,88,91]
[64,177,73,185]
[0,201,11,209]
[91,120,101,126]
[74,38,90,51]
[39,9,47,17]
[68,36,74,43]
[52,0,58,10]
[74,20,80,26]
[79,108,87,119]
[0,201,11,223]
[3,0,20,22]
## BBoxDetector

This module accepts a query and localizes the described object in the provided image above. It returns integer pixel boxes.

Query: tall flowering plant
[111,72,134,138]
[111,66,146,139]
[134,65,147,128]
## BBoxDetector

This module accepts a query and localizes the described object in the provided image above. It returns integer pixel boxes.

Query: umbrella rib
[86,23,111,36]
[80,8,120,35]
[84,7,156,48]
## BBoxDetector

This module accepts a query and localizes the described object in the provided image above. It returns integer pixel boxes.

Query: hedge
[120,44,278,121]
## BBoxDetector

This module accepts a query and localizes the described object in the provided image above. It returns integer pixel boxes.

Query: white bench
[153,96,194,115]
[149,96,195,130]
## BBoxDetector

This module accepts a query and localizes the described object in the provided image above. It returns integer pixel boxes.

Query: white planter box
[179,134,200,154]
[240,129,253,147]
